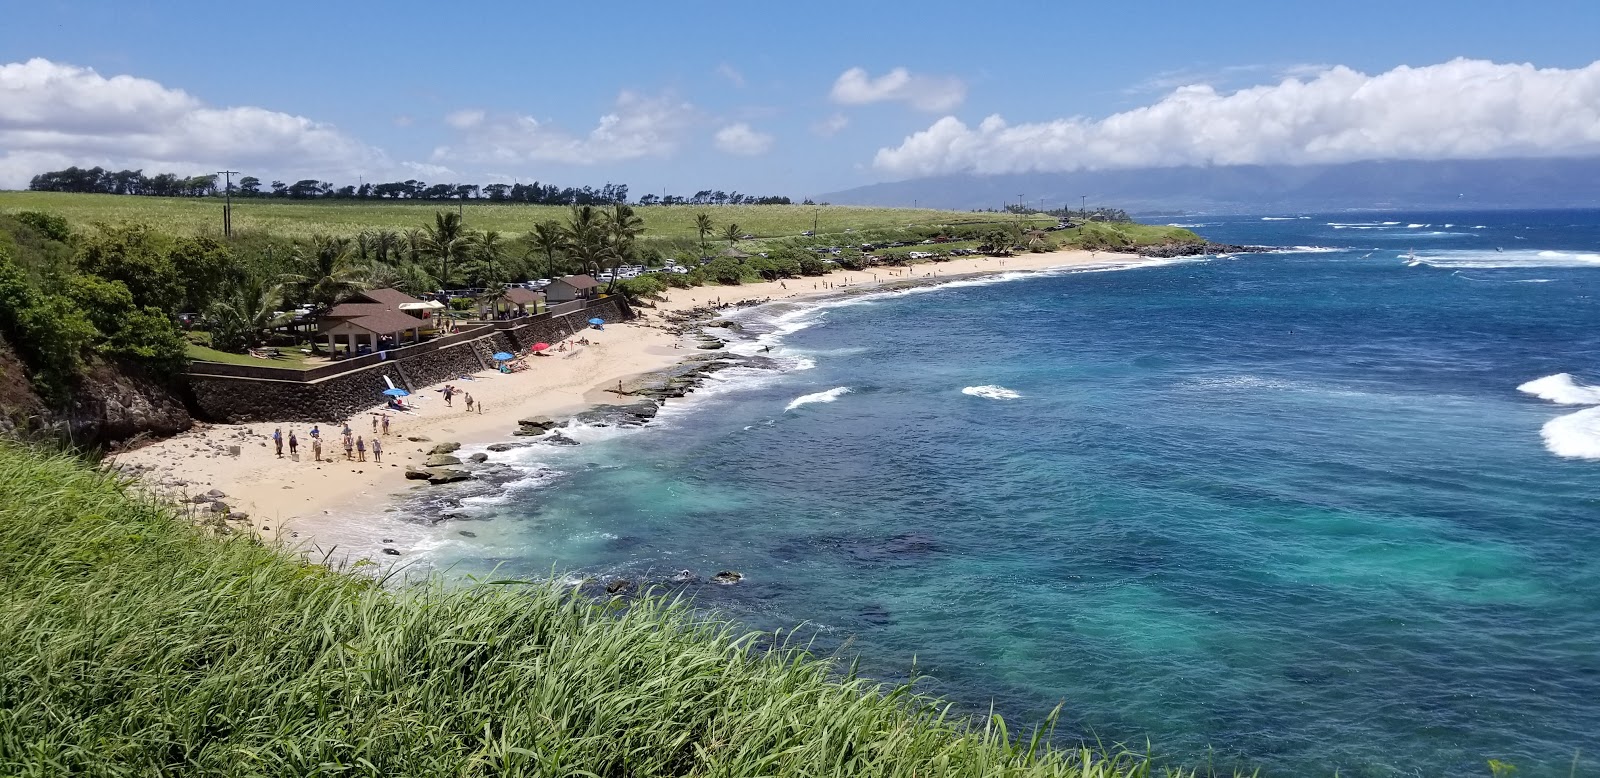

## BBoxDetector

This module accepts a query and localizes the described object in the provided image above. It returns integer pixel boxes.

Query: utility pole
[1018,194,1025,213]
[1081,195,1087,218]
[813,208,819,234]
[217,170,237,237]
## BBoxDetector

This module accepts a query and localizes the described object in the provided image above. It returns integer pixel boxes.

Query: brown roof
[499,287,543,305]
[554,274,599,289]
[320,310,426,336]
[350,288,423,307]
[721,247,750,258]
[324,302,391,319]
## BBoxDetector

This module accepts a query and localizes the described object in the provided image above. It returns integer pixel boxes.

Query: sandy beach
[111,248,1144,546]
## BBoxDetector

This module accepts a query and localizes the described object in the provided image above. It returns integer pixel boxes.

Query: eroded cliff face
[0,334,191,449]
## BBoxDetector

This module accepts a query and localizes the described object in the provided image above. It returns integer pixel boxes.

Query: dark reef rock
[712,570,743,585]
[1138,242,1275,258]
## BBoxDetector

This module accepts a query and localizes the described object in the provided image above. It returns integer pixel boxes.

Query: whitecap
[1539,406,1600,460]
[1518,374,1600,405]
[1407,223,1428,228]
[1260,216,1298,221]
[785,386,851,411]
[961,385,1021,400]
[1405,249,1600,269]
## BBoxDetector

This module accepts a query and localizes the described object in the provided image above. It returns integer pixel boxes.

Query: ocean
[409,210,1600,777]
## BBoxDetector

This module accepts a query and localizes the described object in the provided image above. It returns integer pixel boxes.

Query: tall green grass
[0,192,1055,243]
[0,443,1232,776]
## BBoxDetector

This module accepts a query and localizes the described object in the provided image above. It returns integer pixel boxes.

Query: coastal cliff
[0,333,191,449]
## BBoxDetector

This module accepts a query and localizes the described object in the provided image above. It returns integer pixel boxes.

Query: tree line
[26,167,795,206]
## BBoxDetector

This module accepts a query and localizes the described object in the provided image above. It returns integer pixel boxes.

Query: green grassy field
[0,191,1057,242]
[0,442,1230,777]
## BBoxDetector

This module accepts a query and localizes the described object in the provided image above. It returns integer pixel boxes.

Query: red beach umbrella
[532,342,551,352]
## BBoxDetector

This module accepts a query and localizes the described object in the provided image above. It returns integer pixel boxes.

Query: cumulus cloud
[830,67,965,112]
[0,57,389,188]
[872,58,1600,178]
[811,113,850,137]
[713,123,773,156]
[432,91,696,166]
[444,109,485,129]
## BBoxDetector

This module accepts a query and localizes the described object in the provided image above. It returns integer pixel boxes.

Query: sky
[2,0,1599,197]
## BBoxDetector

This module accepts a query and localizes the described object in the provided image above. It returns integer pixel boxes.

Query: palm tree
[602,204,645,290]
[206,271,286,351]
[353,231,374,263]
[422,211,469,289]
[563,205,610,279]
[391,261,439,298]
[527,220,567,281]
[282,235,364,313]
[467,230,506,287]
[722,223,742,250]
[694,213,714,257]
[402,228,427,263]
[371,229,401,265]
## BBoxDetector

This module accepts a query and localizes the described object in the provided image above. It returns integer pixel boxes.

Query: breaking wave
[962,385,1021,400]
[785,386,852,411]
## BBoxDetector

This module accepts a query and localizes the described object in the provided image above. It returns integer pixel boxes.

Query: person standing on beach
[342,421,352,438]
[272,428,283,458]
[381,415,390,436]
[343,434,354,461]
[355,436,366,462]
[444,386,454,407]
[464,392,474,412]
[371,438,382,462]
[309,425,320,443]
[312,437,322,462]
[288,431,299,460]
[371,414,379,434]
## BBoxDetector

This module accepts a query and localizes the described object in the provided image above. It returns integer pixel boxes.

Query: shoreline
[110,248,1148,552]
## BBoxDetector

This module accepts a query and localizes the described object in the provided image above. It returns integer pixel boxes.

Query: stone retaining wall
[186,297,631,424]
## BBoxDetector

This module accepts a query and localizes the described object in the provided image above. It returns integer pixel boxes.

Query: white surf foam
[785,386,851,411]
[1260,216,1298,221]
[1406,249,1600,269]
[961,385,1021,400]
[1540,406,1600,460]
[1407,223,1428,228]
[1518,374,1600,405]
[1269,245,1342,254]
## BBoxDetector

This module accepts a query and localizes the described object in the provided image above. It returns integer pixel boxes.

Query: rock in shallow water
[712,570,743,585]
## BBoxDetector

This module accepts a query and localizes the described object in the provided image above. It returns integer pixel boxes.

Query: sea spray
[785,386,851,411]
[1518,373,1600,405]
[961,385,1022,400]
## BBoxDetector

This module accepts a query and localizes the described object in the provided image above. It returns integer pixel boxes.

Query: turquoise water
[414,211,1600,776]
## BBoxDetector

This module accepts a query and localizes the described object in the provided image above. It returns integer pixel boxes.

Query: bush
[12,211,71,243]
[617,274,667,301]
[698,257,750,285]
[0,249,96,400]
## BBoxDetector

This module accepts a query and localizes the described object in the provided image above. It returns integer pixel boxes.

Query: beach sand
[111,248,1145,546]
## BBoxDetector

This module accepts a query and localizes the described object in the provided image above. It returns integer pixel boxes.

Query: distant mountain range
[819,157,1600,214]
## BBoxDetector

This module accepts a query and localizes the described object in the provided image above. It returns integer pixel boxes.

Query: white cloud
[444,109,485,129]
[715,63,745,88]
[0,57,390,188]
[713,123,773,156]
[811,113,850,137]
[432,91,697,166]
[830,66,966,112]
[873,58,1600,178]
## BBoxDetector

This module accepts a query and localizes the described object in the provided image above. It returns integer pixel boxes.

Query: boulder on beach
[428,442,461,455]
[406,435,432,443]
[517,415,557,431]
[404,467,432,480]
[425,454,462,467]
[204,488,226,499]
[467,452,488,463]
[425,467,471,485]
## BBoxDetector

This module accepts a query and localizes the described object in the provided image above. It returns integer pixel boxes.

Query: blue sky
[3,0,1599,195]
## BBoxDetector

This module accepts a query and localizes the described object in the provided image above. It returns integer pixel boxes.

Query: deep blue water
[416,210,1600,777]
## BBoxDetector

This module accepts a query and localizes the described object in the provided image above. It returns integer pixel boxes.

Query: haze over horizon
[2,0,1599,200]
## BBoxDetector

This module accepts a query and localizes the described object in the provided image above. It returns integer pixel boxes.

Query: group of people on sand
[441,384,482,413]
[271,414,393,465]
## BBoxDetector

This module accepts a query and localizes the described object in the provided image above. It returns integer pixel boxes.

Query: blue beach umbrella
[492,351,514,361]
[588,318,605,325]
[382,388,410,397]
